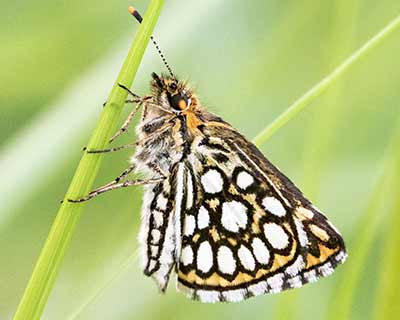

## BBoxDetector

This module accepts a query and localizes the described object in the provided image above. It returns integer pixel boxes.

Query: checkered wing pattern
[175,126,346,303]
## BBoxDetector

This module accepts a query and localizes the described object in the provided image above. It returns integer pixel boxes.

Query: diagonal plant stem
[65,12,400,317]
[12,1,164,319]
[253,13,400,146]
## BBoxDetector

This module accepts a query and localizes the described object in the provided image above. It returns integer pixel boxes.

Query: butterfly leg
[86,114,175,154]
[84,142,137,154]
[87,96,151,153]
[68,175,165,203]
[95,163,137,189]
[82,104,141,153]
[102,98,140,108]
[100,83,152,144]
[108,85,153,143]
[117,83,141,100]
[67,164,135,203]
[68,162,168,203]
[102,83,142,107]
[108,102,143,143]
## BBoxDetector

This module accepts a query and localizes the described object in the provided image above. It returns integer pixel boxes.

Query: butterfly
[70,7,347,303]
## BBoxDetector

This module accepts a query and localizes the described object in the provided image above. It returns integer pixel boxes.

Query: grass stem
[12,1,164,319]
[253,13,400,146]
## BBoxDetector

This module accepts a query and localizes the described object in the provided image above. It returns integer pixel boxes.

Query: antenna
[128,6,174,77]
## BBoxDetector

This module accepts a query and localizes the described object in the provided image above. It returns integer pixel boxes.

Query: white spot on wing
[236,171,254,189]
[264,223,289,249]
[285,255,304,276]
[184,215,196,236]
[336,251,347,263]
[251,238,270,264]
[288,275,303,288]
[297,206,314,219]
[197,206,210,229]
[238,245,255,271]
[304,270,318,283]
[196,290,219,303]
[148,259,157,271]
[234,143,291,207]
[221,200,248,232]
[319,262,333,276]
[197,241,213,273]
[173,163,185,261]
[151,229,161,243]
[262,196,286,217]
[150,245,158,257]
[181,245,194,266]
[217,246,236,274]
[201,169,223,194]
[222,289,246,302]
[267,273,284,292]
[156,194,168,210]
[309,224,330,241]
[294,218,308,247]
[248,281,268,296]
[153,210,163,227]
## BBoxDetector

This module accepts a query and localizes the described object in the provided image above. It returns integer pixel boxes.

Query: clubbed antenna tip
[128,6,143,23]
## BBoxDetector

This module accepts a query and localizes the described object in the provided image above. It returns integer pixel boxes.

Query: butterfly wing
[176,122,347,303]
[139,169,180,292]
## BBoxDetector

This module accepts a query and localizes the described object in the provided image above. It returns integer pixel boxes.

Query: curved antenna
[128,6,174,77]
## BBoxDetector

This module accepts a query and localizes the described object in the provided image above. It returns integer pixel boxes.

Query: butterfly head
[151,72,198,114]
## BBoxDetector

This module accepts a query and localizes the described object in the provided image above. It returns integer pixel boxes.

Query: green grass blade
[330,122,400,320]
[253,13,400,146]
[372,128,400,319]
[12,1,164,319]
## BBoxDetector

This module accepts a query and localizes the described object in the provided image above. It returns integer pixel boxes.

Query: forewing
[139,169,180,292]
[176,124,346,303]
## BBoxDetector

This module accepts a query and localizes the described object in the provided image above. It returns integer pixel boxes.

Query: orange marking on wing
[179,270,255,287]
[306,245,338,269]
[209,227,221,242]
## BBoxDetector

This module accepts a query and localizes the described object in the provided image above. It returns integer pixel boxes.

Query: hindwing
[176,124,347,302]
[139,169,177,292]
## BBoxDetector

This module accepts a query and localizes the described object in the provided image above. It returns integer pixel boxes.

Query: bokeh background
[1,0,400,319]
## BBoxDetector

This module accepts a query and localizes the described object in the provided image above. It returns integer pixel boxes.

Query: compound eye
[169,82,177,91]
[169,94,188,111]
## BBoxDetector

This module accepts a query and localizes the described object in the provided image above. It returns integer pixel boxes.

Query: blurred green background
[1,0,400,319]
